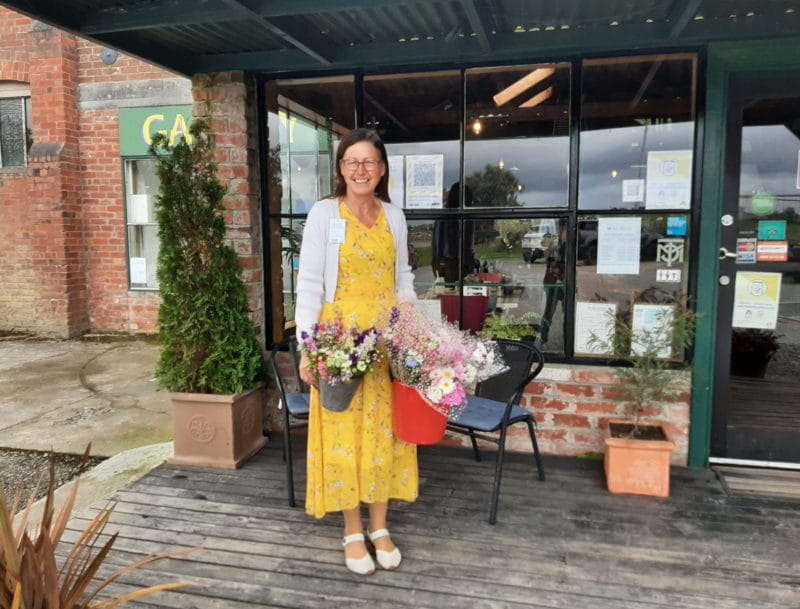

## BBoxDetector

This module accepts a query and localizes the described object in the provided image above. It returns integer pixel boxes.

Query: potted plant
[479,311,539,342]
[151,121,267,469]
[589,303,698,497]
[730,328,780,378]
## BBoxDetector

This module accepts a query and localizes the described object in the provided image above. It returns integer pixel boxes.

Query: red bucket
[392,380,447,445]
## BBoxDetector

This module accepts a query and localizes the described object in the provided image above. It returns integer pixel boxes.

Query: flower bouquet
[300,319,382,412]
[383,305,507,443]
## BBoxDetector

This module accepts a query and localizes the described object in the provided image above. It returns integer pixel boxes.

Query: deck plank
[64,440,800,609]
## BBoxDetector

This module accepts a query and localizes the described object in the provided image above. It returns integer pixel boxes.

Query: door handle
[719,247,740,260]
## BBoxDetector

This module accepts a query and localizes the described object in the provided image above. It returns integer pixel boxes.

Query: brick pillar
[190,72,265,345]
[0,24,87,337]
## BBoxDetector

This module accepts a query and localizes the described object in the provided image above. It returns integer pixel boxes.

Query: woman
[295,128,418,575]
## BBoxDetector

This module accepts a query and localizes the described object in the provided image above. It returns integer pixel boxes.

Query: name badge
[329,218,346,244]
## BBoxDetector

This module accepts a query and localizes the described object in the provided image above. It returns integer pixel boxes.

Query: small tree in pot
[151,120,266,469]
[589,302,698,497]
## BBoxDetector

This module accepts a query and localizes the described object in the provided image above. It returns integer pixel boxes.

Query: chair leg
[526,419,545,482]
[489,427,509,525]
[468,429,482,462]
[284,416,296,508]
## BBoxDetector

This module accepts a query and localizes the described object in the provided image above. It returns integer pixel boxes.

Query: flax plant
[0,447,191,609]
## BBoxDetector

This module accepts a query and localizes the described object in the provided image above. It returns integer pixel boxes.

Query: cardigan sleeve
[393,208,417,303]
[295,203,326,340]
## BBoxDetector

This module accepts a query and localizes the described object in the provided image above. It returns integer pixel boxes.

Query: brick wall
[191,72,266,344]
[0,6,189,336]
[439,364,691,465]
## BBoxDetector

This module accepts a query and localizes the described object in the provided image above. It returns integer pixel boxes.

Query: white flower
[426,386,444,403]
[463,364,477,383]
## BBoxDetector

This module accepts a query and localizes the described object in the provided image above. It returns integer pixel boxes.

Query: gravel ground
[0,449,105,505]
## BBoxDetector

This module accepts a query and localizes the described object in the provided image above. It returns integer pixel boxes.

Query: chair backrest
[271,337,309,400]
[475,339,545,404]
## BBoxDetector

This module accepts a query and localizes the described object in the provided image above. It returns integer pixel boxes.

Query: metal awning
[3,0,799,75]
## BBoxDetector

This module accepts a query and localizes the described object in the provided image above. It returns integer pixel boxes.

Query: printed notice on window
[646,150,693,210]
[732,271,782,330]
[574,302,617,355]
[128,194,150,224]
[631,304,674,358]
[597,217,641,275]
[129,257,147,284]
[387,155,404,207]
[405,154,443,209]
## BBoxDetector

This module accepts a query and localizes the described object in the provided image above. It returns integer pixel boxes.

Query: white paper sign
[405,154,444,209]
[645,150,693,210]
[128,194,150,224]
[415,299,442,322]
[622,179,645,203]
[631,304,674,358]
[388,155,404,206]
[574,302,617,355]
[129,257,147,284]
[597,217,641,275]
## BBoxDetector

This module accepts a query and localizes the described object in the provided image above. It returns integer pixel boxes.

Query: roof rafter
[217,0,333,64]
[667,0,704,38]
[460,0,492,52]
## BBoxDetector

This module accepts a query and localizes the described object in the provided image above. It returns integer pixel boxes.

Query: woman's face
[339,140,385,199]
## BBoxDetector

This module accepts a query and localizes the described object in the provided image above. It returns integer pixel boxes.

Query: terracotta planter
[392,381,447,445]
[603,419,675,498]
[169,383,266,469]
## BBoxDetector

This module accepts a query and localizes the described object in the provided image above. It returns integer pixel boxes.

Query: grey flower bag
[319,376,363,412]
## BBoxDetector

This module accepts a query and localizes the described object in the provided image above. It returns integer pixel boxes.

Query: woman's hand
[299,352,318,388]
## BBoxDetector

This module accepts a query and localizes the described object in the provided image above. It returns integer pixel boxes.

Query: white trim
[0,81,31,98]
[710,456,800,471]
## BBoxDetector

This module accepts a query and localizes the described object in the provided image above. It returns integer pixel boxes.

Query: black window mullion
[564,59,582,358]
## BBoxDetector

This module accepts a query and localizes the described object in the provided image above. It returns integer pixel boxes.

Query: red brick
[552,414,592,428]
[575,401,619,415]
[530,396,570,411]
[573,369,619,384]
[556,383,595,397]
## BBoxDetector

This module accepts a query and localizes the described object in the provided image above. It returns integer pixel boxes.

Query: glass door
[711,72,800,464]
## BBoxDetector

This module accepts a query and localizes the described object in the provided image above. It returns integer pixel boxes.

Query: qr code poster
[405,154,444,209]
[621,179,645,203]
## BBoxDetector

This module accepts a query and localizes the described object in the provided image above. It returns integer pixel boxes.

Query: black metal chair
[446,339,545,524]
[270,337,310,507]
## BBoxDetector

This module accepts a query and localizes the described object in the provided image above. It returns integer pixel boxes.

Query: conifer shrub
[150,120,265,394]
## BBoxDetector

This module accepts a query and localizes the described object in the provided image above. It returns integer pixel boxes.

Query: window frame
[262,48,705,364]
[122,156,161,292]
[0,81,32,168]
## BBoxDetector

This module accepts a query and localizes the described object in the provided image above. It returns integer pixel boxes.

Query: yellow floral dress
[305,200,419,518]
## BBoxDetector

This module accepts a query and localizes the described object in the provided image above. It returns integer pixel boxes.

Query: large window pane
[0,97,25,167]
[574,214,691,359]
[127,225,159,289]
[125,159,160,290]
[266,77,355,214]
[579,54,697,211]
[465,64,571,208]
[365,72,460,209]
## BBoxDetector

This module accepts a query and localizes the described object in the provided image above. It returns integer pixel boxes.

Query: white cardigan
[295,198,417,340]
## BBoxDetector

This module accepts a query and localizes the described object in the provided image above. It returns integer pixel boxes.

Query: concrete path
[0,338,172,456]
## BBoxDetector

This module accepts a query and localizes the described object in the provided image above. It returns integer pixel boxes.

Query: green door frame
[689,36,800,468]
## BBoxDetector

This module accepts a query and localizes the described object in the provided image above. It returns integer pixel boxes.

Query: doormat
[715,465,800,501]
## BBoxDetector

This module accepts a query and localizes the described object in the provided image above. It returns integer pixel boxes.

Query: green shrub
[150,120,265,394]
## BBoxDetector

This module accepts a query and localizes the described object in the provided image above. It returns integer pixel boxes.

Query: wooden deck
[61,439,800,609]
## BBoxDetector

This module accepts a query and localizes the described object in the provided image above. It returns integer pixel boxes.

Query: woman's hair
[331,128,390,201]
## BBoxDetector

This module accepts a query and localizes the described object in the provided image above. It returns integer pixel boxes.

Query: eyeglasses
[340,158,382,172]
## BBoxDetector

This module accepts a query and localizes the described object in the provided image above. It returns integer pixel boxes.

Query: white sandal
[342,533,375,575]
[368,528,402,570]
